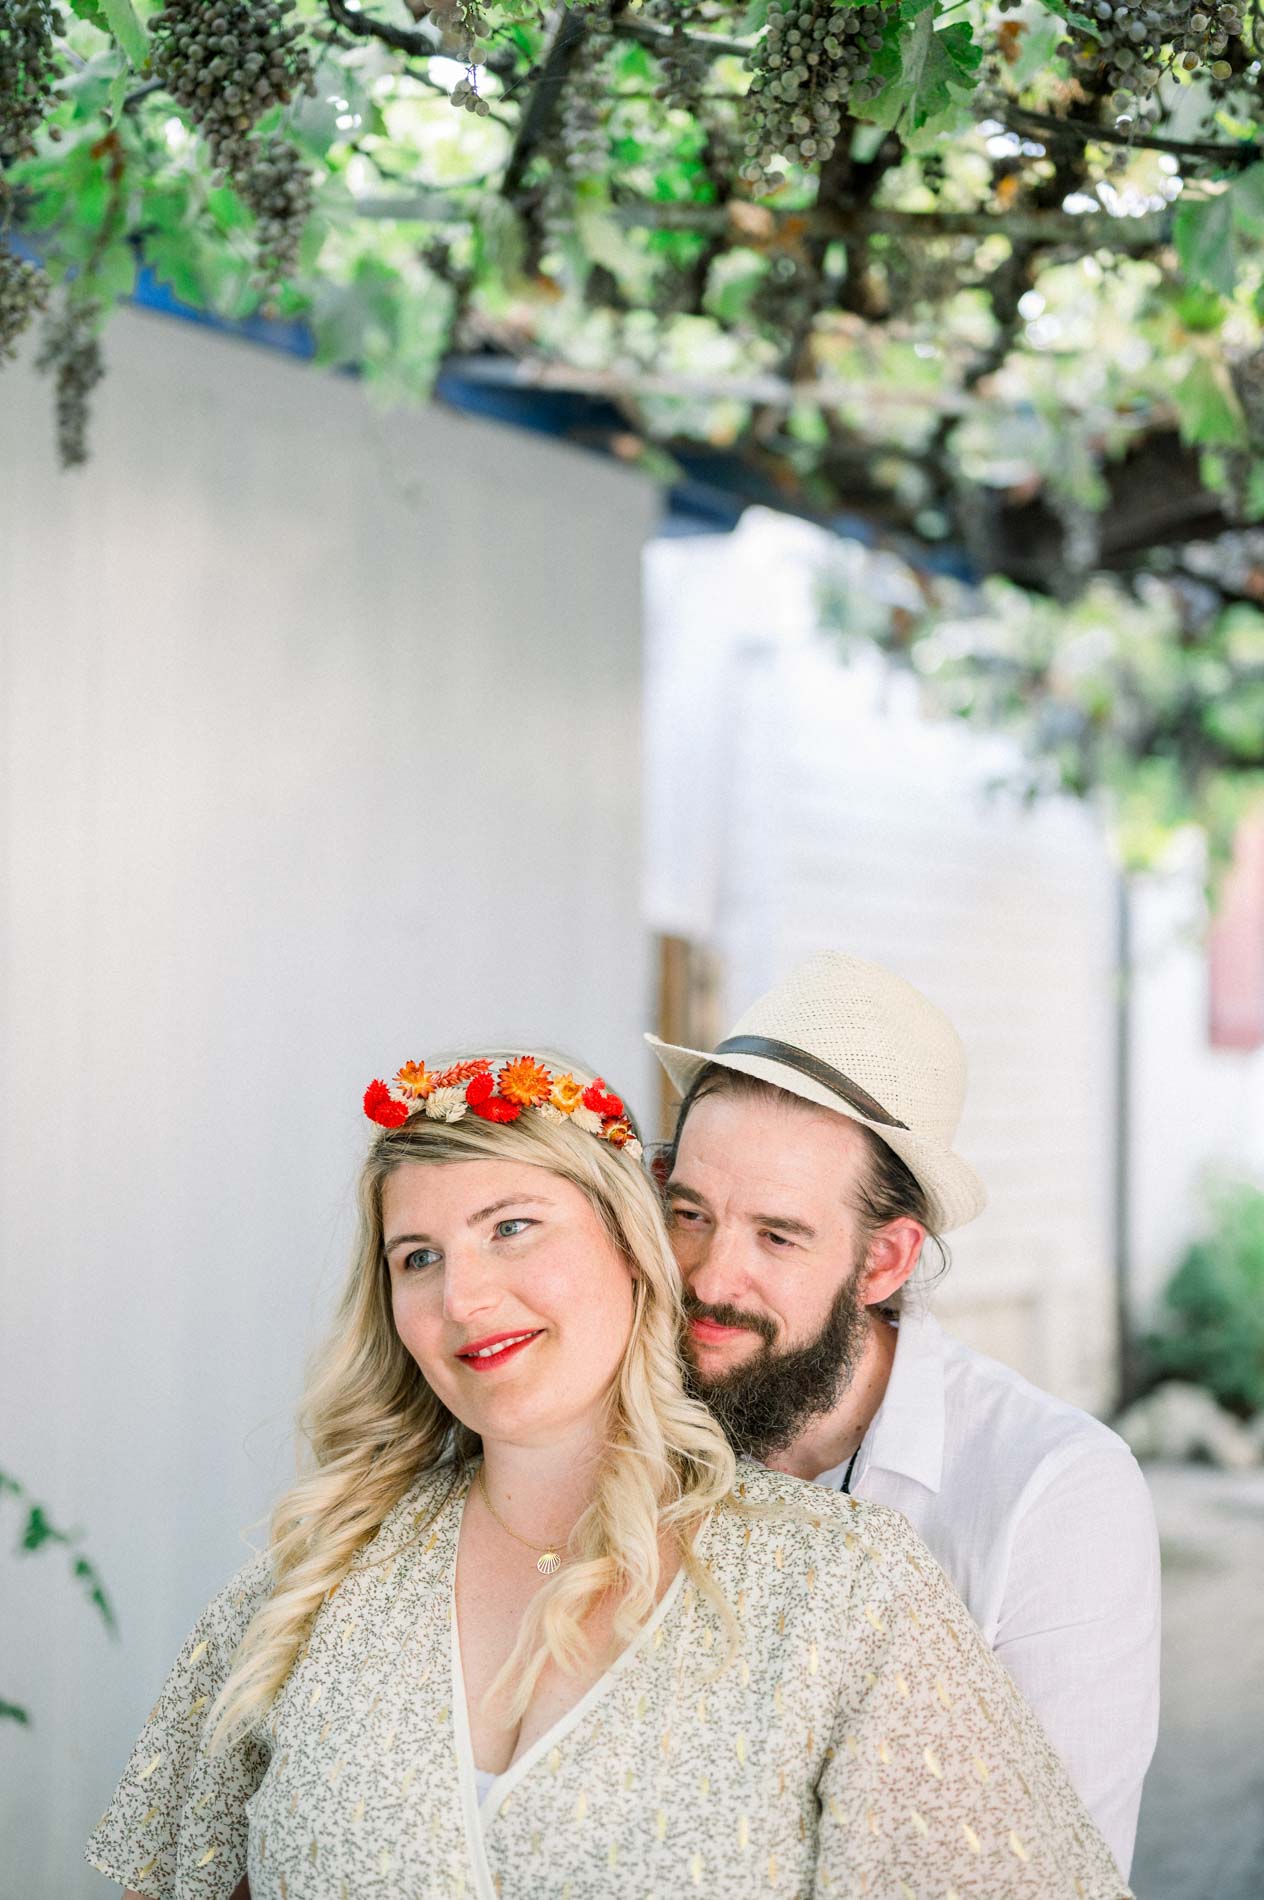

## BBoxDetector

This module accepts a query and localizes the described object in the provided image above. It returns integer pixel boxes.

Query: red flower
[364,1079,409,1128]
[465,1072,495,1107]
[470,1094,522,1123]
[432,1058,493,1088]
[582,1077,624,1119]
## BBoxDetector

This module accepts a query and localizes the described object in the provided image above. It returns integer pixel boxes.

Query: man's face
[665,1086,876,1455]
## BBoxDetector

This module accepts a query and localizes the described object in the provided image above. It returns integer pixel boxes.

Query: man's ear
[860,1217,926,1306]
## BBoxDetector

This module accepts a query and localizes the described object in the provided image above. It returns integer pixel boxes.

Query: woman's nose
[441,1246,502,1324]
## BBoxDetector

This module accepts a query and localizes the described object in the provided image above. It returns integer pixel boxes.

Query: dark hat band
[713,1034,910,1131]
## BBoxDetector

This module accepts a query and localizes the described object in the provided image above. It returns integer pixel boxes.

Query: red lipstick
[455,1328,543,1371]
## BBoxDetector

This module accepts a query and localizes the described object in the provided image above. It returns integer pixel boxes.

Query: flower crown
[363,1055,643,1158]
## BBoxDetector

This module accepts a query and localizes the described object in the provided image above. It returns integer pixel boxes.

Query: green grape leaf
[69,0,112,29]
[87,237,139,304]
[1032,0,1099,29]
[99,0,150,70]
[1230,163,1264,237]
[855,2,983,138]
[104,62,133,128]
[1173,358,1248,450]
[1174,189,1237,298]
[0,1700,31,1725]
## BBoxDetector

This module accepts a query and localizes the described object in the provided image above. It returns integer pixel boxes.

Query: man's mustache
[681,1296,777,1348]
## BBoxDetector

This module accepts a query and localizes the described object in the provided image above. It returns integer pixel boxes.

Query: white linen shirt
[814,1304,1161,1882]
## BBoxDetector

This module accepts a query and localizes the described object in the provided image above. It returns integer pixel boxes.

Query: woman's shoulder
[718,1459,945,1582]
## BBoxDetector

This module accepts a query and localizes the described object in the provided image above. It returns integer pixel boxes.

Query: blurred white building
[645,509,1264,1409]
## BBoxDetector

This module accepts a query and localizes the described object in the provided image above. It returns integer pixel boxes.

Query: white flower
[535,1102,565,1123]
[624,1137,643,1159]
[424,1087,467,1123]
[571,1106,604,1134]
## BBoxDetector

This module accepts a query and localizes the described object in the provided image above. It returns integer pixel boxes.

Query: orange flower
[603,1118,634,1147]
[394,1059,436,1100]
[497,1056,554,1107]
[550,1072,585,1114]
[431,1058,492,1088]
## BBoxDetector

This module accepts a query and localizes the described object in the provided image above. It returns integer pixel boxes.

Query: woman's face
[382,1158,637,1449]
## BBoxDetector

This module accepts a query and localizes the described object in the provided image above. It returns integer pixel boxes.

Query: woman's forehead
[380,1156,569,1220]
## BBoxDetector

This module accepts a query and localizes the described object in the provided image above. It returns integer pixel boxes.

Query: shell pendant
[536,1550,562,1576]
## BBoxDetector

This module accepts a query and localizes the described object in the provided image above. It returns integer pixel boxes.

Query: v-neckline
[448,1475,695,1851]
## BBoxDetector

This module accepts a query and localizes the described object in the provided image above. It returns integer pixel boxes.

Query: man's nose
[684,1224,751,1309]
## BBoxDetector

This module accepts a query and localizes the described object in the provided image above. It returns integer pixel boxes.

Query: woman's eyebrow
[384,1195,553,1253]
[466,1194,552,1227]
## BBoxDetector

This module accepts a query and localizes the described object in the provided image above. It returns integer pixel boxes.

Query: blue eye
[494,1218,534,1239]
[402,1247,441,1272]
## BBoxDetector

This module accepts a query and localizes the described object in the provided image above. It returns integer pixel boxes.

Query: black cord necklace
[840,1443,860,1495]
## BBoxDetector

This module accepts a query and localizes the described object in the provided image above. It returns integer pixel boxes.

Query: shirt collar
[860,1304,946,1494]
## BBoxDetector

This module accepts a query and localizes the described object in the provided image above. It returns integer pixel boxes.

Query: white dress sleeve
[84,1551,274,1900]
[812,1505,1134,1899]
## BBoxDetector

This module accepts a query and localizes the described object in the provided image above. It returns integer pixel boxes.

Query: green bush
[1143,1179,1264,1419]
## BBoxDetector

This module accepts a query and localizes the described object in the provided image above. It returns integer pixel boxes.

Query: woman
[87,1048,1132,1900]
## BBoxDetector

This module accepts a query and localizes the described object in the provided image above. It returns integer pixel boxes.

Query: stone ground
[1129,1461,1264,1900]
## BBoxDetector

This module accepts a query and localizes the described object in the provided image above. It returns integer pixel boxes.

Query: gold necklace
[476,1464,565,1576]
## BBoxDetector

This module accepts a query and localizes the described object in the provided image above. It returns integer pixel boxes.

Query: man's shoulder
[933,1316,1134,1490]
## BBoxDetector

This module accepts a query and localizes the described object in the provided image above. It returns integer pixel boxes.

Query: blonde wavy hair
[208,1059,740,1748]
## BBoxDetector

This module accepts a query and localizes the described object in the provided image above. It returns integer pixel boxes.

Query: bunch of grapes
[638,0,712,112]
[35,295,104,468]
[0,243,48,360]
[742,1,890,193]
[237,133,314,295]
[148,2,317,296]
[1056,4,1250,127]
[0,0,63,160]
[450,73,491,117]
[148,0,317,174]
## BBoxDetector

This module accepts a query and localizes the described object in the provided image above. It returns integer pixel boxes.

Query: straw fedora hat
[645,950,986,1233]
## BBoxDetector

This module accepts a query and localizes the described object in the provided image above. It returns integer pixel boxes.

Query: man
[647,949,1160,1881]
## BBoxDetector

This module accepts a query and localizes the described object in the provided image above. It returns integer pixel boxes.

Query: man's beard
[681,1274,870,1460]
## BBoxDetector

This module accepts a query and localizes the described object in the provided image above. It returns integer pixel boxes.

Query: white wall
[646,511,1122,1413]
[1128,847,1264,1317]
[0,308,658,1895]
